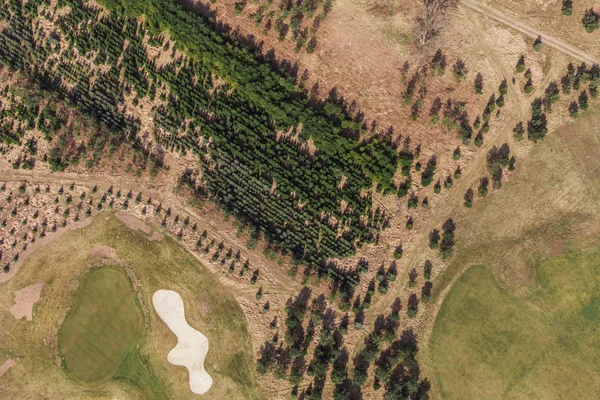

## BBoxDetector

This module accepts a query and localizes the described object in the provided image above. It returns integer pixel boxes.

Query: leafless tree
[416,0,457,46]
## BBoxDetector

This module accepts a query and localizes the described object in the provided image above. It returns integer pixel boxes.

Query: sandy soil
[90,245,117,258]
[9,282,44,321]
[0,359,15,377]
[115,211,152,235]
[148,230,165,241]
[152,290,213,395]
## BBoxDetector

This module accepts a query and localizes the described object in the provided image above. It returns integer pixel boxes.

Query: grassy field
[59,268,144,383]
[430,252,600,399]
[0,213,263,399]
[425,106,600,398]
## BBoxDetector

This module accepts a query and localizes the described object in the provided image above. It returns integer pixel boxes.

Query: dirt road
[460,0,599,65]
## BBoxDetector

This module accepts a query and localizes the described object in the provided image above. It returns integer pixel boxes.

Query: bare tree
[416,0,457,46]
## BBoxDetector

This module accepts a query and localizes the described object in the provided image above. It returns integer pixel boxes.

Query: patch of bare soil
[0,359,16,377]
[90,245,117,258]
[149,230,165,241]
[9,282,44,321]
[116,211,165,242]
[199,302,210,316]
[115,211,152,234]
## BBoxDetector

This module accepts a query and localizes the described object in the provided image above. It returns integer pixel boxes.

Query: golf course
[0,213,263,399]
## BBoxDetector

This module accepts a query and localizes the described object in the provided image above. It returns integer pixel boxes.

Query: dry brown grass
[420,104,600,397]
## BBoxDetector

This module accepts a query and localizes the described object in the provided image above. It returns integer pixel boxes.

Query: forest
[0,0,407,272]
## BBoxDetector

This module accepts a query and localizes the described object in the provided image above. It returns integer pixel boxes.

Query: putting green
[59,267,143,383]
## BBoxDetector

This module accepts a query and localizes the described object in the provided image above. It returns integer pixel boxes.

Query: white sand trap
[152,290,212,395]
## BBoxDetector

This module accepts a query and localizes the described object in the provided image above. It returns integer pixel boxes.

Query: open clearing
[153,290,213,395]
[430,256,600,399]
[0,213,262,399]
[59,267,144,383]
[423,102,600,398]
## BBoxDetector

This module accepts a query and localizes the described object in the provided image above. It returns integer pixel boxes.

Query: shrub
[582,8,600,33]
[393,244,403,259]
[407,294,419,318]
[429,229,440,249]
[562,0,573,16]
[464,188,474,208]
[498,79,508,95]
[516,55,525,73]
[474,72,484,94]
[452,146,461,160]
[579,90,589,110]
[513,121,525,140]
[453,59,468,81]
[421,281,433,301]
[533,35,543,51]
[569,100,579,118]
[478,177,489,197]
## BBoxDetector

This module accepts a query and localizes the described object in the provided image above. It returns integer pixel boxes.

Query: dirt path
[0,359,15,377]
[460,0,599,65]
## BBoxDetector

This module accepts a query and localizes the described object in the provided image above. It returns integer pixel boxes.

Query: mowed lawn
[430,250,600,399]
[59,267,143,383]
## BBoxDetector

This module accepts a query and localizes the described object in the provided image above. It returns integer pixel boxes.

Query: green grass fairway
[60,268,143,383]
[429,251,600,399]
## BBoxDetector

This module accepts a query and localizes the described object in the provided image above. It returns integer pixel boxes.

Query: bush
[453,146,461,160]
[579,90,589,110]
[474,72,484,94]
[421,281,433,301]
[498,79,508,95]
[393,244,403,259]
[516,55,525,73]
[453,59,468,81]
[513,121,525,140]
[407,294,419,318]
[582,8,600,33]
[569,100,579,118]
[464,188,474,208]
[478,177,489,197]
[562,0,573,16]
[429,229,440,249]
[533,36,543,51]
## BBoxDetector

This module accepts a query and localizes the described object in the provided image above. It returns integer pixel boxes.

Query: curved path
[460,0,599,65]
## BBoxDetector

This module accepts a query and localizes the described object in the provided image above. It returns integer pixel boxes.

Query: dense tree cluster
[0,0,409,272]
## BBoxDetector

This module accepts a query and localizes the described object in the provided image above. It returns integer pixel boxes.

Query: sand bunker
[9,282,44,321]
[0,359,15,377]
[152,290,212,395]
